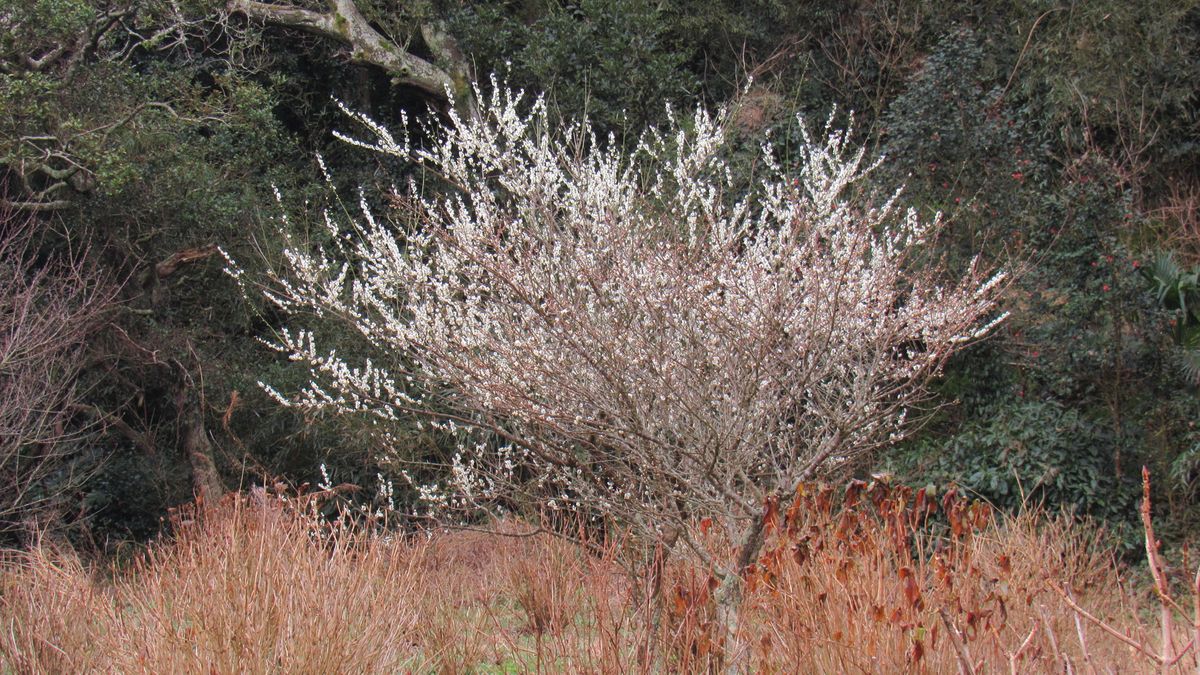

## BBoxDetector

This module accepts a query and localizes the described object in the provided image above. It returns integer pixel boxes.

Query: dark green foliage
[451,0,698,137]
[1142,252,1200,374]
[84,449,193,542]
[868,8,1200,538]
[898,398,1128,516]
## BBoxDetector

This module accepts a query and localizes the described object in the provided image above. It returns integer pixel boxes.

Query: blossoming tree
[238,81,1006,632]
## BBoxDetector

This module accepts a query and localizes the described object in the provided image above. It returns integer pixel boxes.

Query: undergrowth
[1,477,1196,673]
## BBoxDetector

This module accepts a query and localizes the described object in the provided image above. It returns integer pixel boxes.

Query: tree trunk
[713,505,770,673]
[175,368,224,502]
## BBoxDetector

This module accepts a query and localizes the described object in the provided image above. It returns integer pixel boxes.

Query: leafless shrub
[1156,178,1200,264]
[0,207,113,531]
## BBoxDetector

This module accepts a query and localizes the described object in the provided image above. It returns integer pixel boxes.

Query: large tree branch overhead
[228,0,473,111]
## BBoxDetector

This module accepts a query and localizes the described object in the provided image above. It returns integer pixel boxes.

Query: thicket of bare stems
[1,483,1196,673]
[0,207,112,532]
[245,81,1006,603]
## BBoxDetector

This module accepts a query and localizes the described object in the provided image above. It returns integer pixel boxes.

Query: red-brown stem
[1008,620,1039,675]
[1193,563,1200,673]
[1141,466,1176,672]
[938,608,977,675]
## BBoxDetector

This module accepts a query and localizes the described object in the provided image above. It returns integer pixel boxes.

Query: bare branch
[0,206,116,529]
[938,608,977,675]
[23,44,67,72]
[1052,584,1164,664]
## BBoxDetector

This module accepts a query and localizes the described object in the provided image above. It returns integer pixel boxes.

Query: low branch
[154,244,219,279]
[1054,580,1196,669]
[0,198,72,213]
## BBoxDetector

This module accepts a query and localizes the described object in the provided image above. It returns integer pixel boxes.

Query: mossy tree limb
[228,0,475,115]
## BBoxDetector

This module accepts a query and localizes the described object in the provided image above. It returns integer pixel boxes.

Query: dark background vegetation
[2,0,1198,552]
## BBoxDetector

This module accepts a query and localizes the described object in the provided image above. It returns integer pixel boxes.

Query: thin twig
[1066,586,1093,669]
[999,8,1063,103]
[1142,466,1177,672]
[1052,584,1161,664]
[1008,620,1039,675]
[938,608,976,675]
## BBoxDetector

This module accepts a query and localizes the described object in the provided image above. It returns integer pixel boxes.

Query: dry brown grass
[1,483,1196,673]
[0,498,428,673]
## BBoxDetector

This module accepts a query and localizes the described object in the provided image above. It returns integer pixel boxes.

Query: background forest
[2,0,1200,552]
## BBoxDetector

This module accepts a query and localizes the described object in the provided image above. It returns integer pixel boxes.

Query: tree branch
[228,0,459,103]
[24,45,67,72]
[0,198,72,213]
